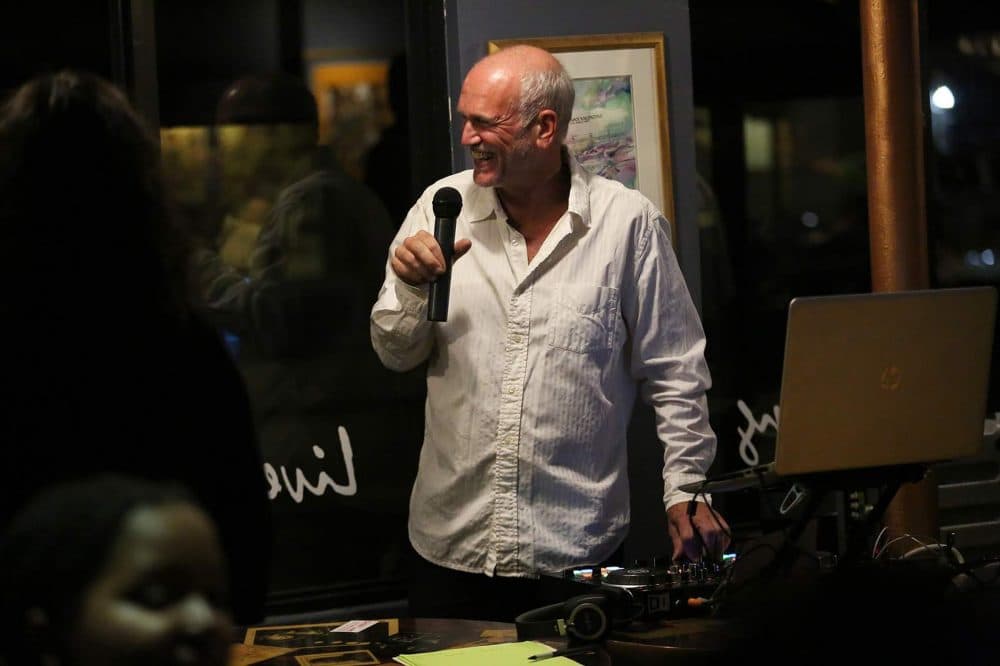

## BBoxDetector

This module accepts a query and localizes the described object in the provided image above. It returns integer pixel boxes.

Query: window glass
[924,1,1000,560]
[691,2,868,537]
[694,0,1000,559]
[155,1,419,609]
[926,2,1000,411]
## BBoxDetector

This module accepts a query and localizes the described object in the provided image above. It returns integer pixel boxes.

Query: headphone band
[515,591,621,644]
[515,601,569,640]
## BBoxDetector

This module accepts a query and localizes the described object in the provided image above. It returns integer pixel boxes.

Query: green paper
[393,640,578,665]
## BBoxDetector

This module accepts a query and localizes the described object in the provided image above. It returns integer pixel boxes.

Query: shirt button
[507,386,516,395]
[510,334,521,343]
[511,239,519,246]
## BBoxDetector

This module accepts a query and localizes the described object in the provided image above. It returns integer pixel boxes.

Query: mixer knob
[651,554,672,571]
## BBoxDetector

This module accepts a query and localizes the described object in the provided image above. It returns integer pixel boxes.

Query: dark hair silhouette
[0,70,271,627]
[0,475,197,664]
[0,69,190,322]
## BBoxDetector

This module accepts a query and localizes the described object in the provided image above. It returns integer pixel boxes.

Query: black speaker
[515,589,624,646]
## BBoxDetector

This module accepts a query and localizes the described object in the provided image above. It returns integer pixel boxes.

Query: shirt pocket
[546,283,620,353]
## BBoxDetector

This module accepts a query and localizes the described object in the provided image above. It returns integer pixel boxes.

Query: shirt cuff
[394,279,429,316]
[663,471,713,510]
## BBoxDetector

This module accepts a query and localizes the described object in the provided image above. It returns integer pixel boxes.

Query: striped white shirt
[370,154,716,577]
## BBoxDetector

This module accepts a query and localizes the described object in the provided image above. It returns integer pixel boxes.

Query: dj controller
[566,557,734,621]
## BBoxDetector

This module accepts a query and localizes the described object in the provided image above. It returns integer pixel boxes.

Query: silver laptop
[683,286,998,493]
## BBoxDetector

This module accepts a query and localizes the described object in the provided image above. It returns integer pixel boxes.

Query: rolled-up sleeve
[625,206,717,509]
[370,202,436,371]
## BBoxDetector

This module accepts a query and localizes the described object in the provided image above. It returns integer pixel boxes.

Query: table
[229,617,534,665]
[229,616,735,665]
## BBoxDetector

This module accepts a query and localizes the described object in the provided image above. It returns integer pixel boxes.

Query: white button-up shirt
[370,154,716,577]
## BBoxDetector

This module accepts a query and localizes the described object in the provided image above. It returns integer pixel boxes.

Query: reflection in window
[155,0,422,612]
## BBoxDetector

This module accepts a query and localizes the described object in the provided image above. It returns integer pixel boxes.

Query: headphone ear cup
[562,593,613,644]
[514,588,627,644]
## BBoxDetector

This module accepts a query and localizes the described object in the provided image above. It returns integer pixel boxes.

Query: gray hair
[518,65,575,141]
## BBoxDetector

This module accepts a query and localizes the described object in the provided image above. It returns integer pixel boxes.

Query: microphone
[428,186,463,321]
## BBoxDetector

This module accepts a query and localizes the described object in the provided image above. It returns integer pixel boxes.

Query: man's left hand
[666,501,731,562]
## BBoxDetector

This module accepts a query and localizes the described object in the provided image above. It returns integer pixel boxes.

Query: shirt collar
[462,148,593,230]
[565,148,592,230]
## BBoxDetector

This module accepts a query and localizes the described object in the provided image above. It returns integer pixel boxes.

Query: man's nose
[175,594,225,636]
[460,120,479,145]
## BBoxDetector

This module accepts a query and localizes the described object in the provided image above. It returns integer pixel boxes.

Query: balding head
[486,43,562,72]
[471,45,575,141]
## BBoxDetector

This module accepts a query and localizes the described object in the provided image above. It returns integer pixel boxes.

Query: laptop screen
[773,286,997,476]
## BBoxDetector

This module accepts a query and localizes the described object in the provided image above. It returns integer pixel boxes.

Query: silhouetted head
[216,72,318,136]
[212,73,320,215]
[0,475,233,666]
[0,70,190,321]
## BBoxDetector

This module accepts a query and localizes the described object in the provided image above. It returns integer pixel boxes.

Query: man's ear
[534,109,559,147]
[25,606,50,633]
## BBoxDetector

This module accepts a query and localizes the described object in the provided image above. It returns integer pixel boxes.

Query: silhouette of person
[196,73,395,356]
[364,53,413,228]
[0,475,233,666]
[0,70,271,625]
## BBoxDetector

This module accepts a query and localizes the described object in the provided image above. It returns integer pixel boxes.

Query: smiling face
[68,502,233,666]
[457,60,538,191]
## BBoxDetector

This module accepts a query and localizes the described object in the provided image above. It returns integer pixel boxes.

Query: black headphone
[515,589,625,646]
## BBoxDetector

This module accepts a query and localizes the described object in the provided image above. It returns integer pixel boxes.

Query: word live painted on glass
[734,399,806,515]
[736,399,779,467]
[263,425,357,503]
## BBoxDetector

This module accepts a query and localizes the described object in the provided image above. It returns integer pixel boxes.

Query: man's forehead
[465,59,519,93]
[458,76,518,118]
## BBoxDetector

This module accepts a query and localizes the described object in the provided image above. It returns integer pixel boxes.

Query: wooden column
[859,0,938,547]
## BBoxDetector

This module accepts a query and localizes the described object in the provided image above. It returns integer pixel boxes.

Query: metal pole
[859,0,938,550]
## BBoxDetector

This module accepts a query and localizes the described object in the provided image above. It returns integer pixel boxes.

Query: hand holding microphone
[389,187,469,321]
[428,187,462,321]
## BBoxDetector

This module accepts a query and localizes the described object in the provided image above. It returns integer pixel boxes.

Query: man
[370,45,729,620]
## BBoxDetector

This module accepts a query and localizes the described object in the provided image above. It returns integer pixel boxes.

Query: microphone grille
[432,186,463,218]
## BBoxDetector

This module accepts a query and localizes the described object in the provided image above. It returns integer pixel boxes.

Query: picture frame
[243,620,400,647]
[306,59,393,181]
[488,32,676,242]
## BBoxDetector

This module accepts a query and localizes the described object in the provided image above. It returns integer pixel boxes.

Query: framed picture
[488,33,676,242]
[243,620,400,647]
[307,60,393,181]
